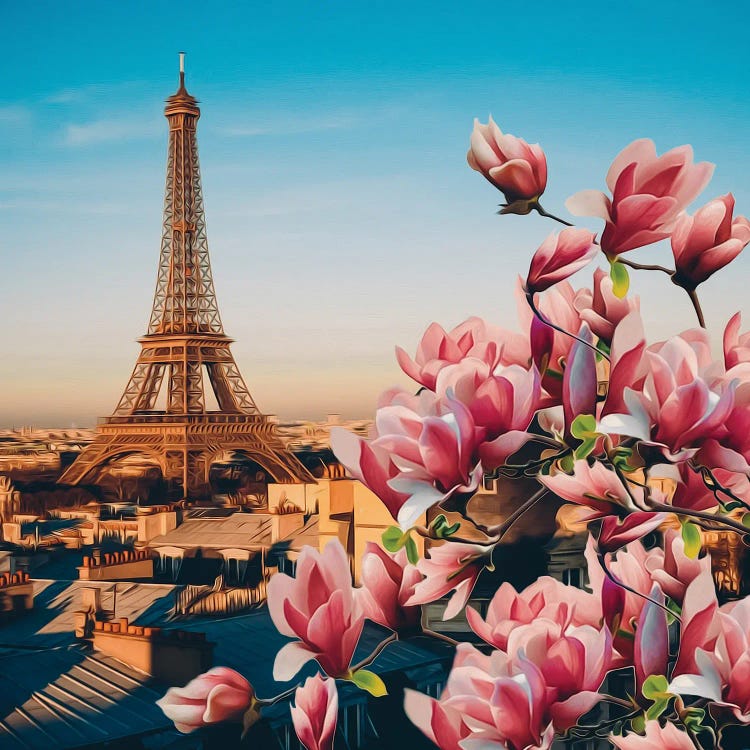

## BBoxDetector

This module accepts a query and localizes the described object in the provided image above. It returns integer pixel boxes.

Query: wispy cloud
[45,90,86,105]
[0,105,31,125]
[43,80,150,106]
[62,117,161,146]
[218,112,364,137]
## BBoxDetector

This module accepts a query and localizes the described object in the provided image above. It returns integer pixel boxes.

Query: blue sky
[1,1,749,426]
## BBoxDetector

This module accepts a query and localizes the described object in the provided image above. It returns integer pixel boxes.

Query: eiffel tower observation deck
[60,54,314,499]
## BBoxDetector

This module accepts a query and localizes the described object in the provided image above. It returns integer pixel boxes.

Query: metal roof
[0,577,454,748]
[0,646,175,750]
[148,513,274,550]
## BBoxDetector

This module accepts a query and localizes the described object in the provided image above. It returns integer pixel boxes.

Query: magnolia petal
[273,641,316,683]
[565,189,611,220]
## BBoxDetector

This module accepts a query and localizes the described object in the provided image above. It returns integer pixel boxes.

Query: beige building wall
[137,511,177,543]
[268,483,317,513]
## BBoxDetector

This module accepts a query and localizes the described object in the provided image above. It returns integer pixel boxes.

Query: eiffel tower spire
[60,54,314,498]
[149,53,223,336]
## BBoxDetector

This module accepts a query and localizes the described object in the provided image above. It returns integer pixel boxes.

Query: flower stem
[599,694,635,709]
[256,685,298,707]
[483,486,550,538]
[686,288,707,329]
[534,204,574,226]
[617,257,675,275]
[598,552,680,621]
[350,634,397,672]
[689,461,750,511]
[422,628,460,646]
[526,291,610,362]
[648,500,749,536]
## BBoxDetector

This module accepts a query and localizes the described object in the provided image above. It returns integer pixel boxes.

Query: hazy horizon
[2,1,749,427]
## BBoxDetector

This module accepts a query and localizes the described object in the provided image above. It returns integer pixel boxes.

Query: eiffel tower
[60,54,314,499]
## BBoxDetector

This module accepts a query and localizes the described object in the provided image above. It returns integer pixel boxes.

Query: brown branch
[618,257,675,275]
[534,203,575,226]
[686,288,707,329]
[350,634,397,672]
[648,500,749,536]
[526,291,610,362]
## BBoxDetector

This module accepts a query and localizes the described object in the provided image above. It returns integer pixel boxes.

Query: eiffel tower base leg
[164,450,212,501]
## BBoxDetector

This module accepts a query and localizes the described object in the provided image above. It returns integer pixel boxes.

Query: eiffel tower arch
[60,54,314,500]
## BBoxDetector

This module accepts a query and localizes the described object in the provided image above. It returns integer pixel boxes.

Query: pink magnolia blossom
[644,528,711,603]
[602,310,647,416]
[291,675,338,750]
[402,692,472,750]
[668,460,721,512]
[597,512,668,553]
[330,428,410,522]
[539,462,669,553]
[610,721,696,750]
[562,323,597,436]
[267,540,365,681]
[332,390,485,530]
[585,535,688,662]
[633,583,669,695]
[671,194,750,289]
[358,543,422,634]
[406,540,491,620]
[395,317,526,392]
[566,138,714,256]
[525,228,599,294]
[405,644,556,750]
[539,460,643,517]
[156,667,253,734]
[724,312,750,370]
[599,332,734,458]
[667,583,750,724]
[468,116,548,213]
[435,357,544,468]
[575,268,640,345]
[667,566,750,722]
[671,564,724,678]
[436,359,542,440]
[466,577,601,651]
[518,279,586,404]
[509,620,613,731]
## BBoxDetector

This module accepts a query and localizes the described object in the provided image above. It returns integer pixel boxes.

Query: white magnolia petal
[565,189,610,219]
[390,480,445,531]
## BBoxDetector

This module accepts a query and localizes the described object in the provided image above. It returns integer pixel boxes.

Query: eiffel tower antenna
[60,54,314,498]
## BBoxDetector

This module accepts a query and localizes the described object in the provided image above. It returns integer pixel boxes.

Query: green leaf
[641,674,669,700]
[610,259,630,298]
[596,339,612,358]
[570,414,597,439]
[559,453,575,473]
[574,436,598,460]
[431,514,461,540]
[630,713,646,733]
[665,597,682,625]
[351,669,388,697]
[382,526,406,553]
[742,512,750,529]
[645,696,670,721]
[682,706,706,732]
[404,535,419,565]
[681,520,702,558]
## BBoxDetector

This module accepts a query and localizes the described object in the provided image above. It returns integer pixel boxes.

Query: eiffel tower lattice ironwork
[60,54,314,498]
